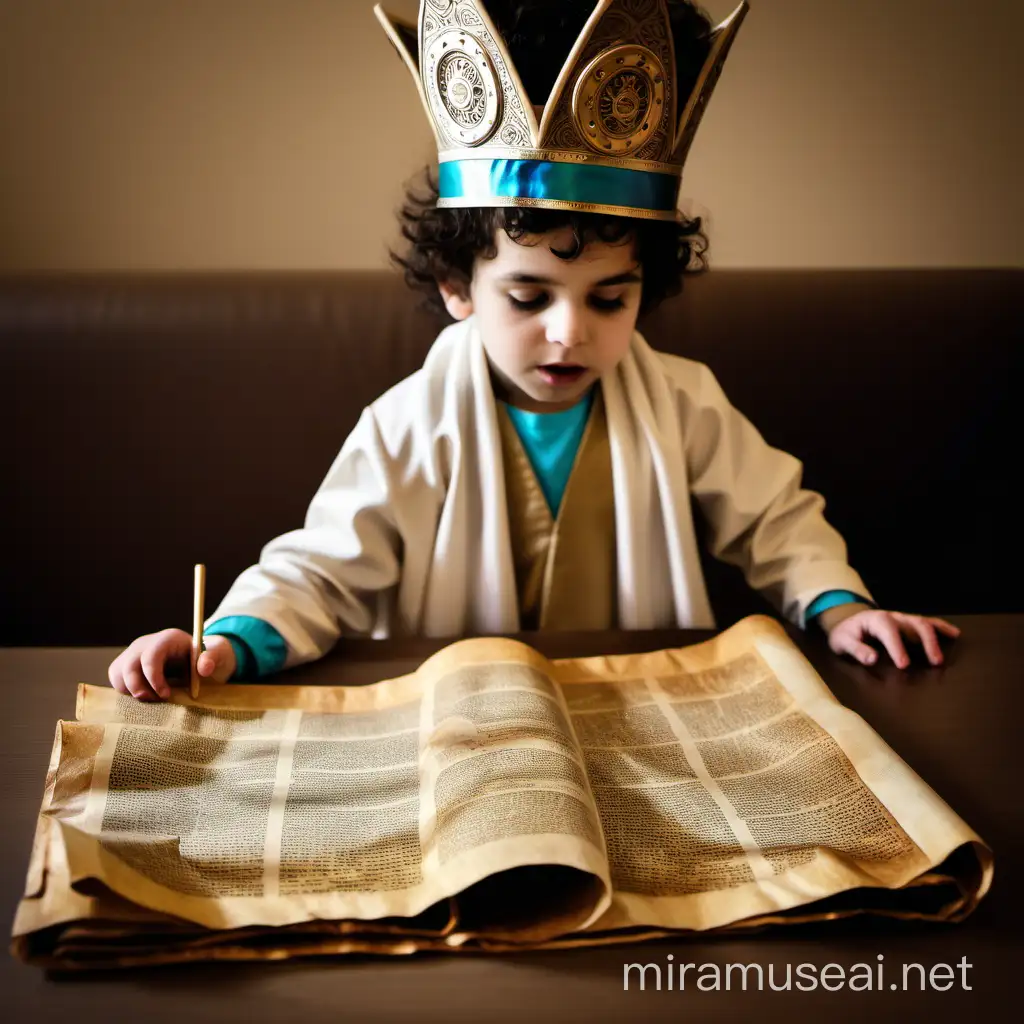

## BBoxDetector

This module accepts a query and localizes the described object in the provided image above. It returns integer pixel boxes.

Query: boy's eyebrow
[500,270,643,287]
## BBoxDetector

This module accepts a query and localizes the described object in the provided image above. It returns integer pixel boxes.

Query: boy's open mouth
[537,364,587,387]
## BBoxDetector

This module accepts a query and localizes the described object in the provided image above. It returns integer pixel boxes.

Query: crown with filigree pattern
[375,0,748,221]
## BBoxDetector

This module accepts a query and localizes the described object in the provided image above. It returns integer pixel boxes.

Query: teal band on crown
[438,159,680,216]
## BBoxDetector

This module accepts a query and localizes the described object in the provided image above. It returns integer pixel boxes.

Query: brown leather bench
[1,268,1019,645]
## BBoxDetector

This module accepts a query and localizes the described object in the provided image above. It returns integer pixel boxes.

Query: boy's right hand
[107,629,236,701]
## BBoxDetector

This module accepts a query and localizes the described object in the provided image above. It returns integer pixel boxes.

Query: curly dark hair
[392,1,714,315]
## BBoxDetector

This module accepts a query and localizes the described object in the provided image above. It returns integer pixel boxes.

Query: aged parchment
[12,616,992,968]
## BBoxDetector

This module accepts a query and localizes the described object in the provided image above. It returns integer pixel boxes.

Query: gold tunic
[497,388,618,631]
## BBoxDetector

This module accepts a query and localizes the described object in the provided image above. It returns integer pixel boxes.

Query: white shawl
[209,318,871,667]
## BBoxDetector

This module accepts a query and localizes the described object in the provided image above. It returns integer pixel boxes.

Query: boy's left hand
[818,605,961,669]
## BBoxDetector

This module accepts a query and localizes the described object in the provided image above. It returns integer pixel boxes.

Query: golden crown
[375,0,749,221]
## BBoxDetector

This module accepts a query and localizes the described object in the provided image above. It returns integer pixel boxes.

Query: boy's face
[440,227,643,413]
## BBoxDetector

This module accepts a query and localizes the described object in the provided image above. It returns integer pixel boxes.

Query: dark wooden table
[2,615,1021,1023]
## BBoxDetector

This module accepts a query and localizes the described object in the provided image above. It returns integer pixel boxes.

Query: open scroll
[12,616,992,969]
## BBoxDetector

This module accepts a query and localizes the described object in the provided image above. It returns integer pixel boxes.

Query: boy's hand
[108,629,236,701]
[819,606,961,669]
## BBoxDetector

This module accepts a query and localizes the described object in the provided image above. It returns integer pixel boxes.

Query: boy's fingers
[108,630,200,701]
[141,638,181,696]
[152,629,199,688]
[108,664,129,695]
[828,624,877,665]
[900,617,944,665]
[891,613,952,666]
[833,636,878,667]
[197,651,219,677]
[869,616,910,669]
[140,645,173,699]
[123,666,161,702]
[107,644,138,694]
[929,618,962,637]
[200,637,237,683]
[109,642,150,695]
[107,653,127,694]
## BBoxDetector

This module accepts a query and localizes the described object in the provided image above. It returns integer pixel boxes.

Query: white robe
[208,318,871,668]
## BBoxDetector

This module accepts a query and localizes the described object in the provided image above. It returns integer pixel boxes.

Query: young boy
[109,0,958,701]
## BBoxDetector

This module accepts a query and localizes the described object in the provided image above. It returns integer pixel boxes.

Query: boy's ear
[438,280,474,321]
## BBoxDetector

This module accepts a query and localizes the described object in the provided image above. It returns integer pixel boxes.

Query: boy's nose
[545,304,588,348]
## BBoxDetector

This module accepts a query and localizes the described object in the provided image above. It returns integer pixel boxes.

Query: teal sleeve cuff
[806,590,874,622]
[205,616,289,681]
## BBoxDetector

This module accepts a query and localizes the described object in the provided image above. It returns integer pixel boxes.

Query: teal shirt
[804,590,872,622]
[206,390,869,677]
[503,389,595,517]
[205,616,288,681]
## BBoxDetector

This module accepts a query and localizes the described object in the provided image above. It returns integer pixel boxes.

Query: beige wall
[0,0,1020,271]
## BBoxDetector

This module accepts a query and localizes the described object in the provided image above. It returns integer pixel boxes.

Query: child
[108,0,958,701]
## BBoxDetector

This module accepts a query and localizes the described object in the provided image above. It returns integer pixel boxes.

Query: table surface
[1,615,1021,1023]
